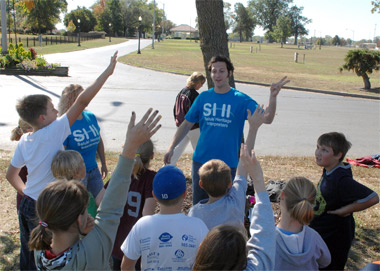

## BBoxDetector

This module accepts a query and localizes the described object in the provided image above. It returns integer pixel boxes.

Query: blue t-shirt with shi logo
[185,88,257,168]
[64,111,100,171]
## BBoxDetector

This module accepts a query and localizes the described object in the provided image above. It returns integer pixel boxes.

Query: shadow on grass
[347,227,380,270]
[0,233,20,271]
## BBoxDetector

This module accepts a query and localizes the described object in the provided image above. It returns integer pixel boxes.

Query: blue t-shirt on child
[64,111,100,171]
[185,88,257,168]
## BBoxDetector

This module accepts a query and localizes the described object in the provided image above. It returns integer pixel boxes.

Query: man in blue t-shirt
[164,55,289,204]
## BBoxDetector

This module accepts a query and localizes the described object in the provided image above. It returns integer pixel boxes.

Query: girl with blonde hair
[58,83,107,207]
[275,177,331,270]
[51,150,98,218]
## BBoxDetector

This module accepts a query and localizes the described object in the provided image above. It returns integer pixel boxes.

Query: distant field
[2,34,127,55]
[119,39,380,95]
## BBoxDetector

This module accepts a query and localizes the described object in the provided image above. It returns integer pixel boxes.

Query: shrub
[5,43,32,67]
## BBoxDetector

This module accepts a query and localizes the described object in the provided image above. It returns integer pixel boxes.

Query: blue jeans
[192,161,236,205]
[82,167,103,198]
[19,196,37,270]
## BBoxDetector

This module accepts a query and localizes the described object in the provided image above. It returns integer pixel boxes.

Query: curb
[134,65,380,101]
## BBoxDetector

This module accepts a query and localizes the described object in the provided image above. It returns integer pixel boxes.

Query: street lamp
[109,23,112,42]
[137,16,142,54]
[77,19,81,47]
[11,8,17,45]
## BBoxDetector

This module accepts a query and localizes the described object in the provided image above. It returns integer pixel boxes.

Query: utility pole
[152,0,155,49]
[374,24,377,42]
[162,4,165,39]
[1,0,8,54]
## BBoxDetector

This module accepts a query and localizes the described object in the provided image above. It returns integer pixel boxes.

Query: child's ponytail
[283,177,316,225]
[28,180,89,250]
[10,119,32,141]
[28,223,53,250]
[132,140,154,179]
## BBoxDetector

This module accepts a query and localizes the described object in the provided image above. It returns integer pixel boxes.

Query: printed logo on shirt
[147,252,160,265]
[181,234,197,248]
[159,232,173,243]
[73,125,100,142]
[175,249,185,258]
[203,103,233,129]
[172,249,186,263]
[314,176,327,216]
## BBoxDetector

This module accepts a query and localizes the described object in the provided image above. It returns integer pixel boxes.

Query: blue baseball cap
[153,165,186,200]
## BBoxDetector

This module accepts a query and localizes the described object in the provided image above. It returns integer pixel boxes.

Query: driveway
[1,39,379,158]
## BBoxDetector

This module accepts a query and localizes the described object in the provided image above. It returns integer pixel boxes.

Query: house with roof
[170,24,199,39]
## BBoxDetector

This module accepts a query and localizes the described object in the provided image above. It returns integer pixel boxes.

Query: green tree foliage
[25,0,67,34]
[272,15,292,44]
[332,35,341,46]
[340,49,380,89]
[287,5,311,45]
[66,20,76,33]
[248,0,292,42]
[371,0,380,13]
[233,2,256,42]
[223,2,234,31]
[64,7,97,33]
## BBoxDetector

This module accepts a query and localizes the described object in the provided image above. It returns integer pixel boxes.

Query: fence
[1,32,105,48]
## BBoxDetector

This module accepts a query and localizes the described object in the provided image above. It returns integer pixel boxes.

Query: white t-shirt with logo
[121,213,208,270]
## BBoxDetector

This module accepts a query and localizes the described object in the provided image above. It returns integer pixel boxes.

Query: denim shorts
[82,167,104,198]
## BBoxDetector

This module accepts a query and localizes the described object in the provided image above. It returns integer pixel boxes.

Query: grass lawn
[119,39,380,96]
[2,34,128,55]
[0,150,379,270]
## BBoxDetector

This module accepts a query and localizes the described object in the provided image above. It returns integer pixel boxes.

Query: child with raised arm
[310,132,379,270]
[107,139,157,270]
[192,145,276,270]
[6,51,118,270]
[120,164,209,271]
[188,105,265,230]
[28,109,162,270]
[275,177,331,270]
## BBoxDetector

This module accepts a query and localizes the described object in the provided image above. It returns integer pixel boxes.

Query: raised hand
[247,104,265,130]
[123,108,162,159]
[106,51,118,76]
[270,76,290,98]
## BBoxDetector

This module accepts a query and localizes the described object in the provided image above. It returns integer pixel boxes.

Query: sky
[59,0,379,41]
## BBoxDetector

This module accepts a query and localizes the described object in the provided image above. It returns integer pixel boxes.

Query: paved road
[1,40,379,158]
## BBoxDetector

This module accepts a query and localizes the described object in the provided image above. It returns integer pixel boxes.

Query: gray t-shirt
[188,175,247,230]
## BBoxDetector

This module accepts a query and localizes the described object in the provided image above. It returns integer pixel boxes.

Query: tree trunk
[196,0,234,88]
[362,74,371,89]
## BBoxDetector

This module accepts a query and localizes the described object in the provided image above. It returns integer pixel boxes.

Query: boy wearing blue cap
[120,165,209,270]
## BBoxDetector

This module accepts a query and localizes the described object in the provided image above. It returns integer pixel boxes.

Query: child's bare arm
[6,165,25,195]
[66,51,118,126]
[122,108,162,160]
[121,255,137,271]
[236,106,265,178]
[327,194,379,217]
[97,135,108,179]
[240,147,266,193]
